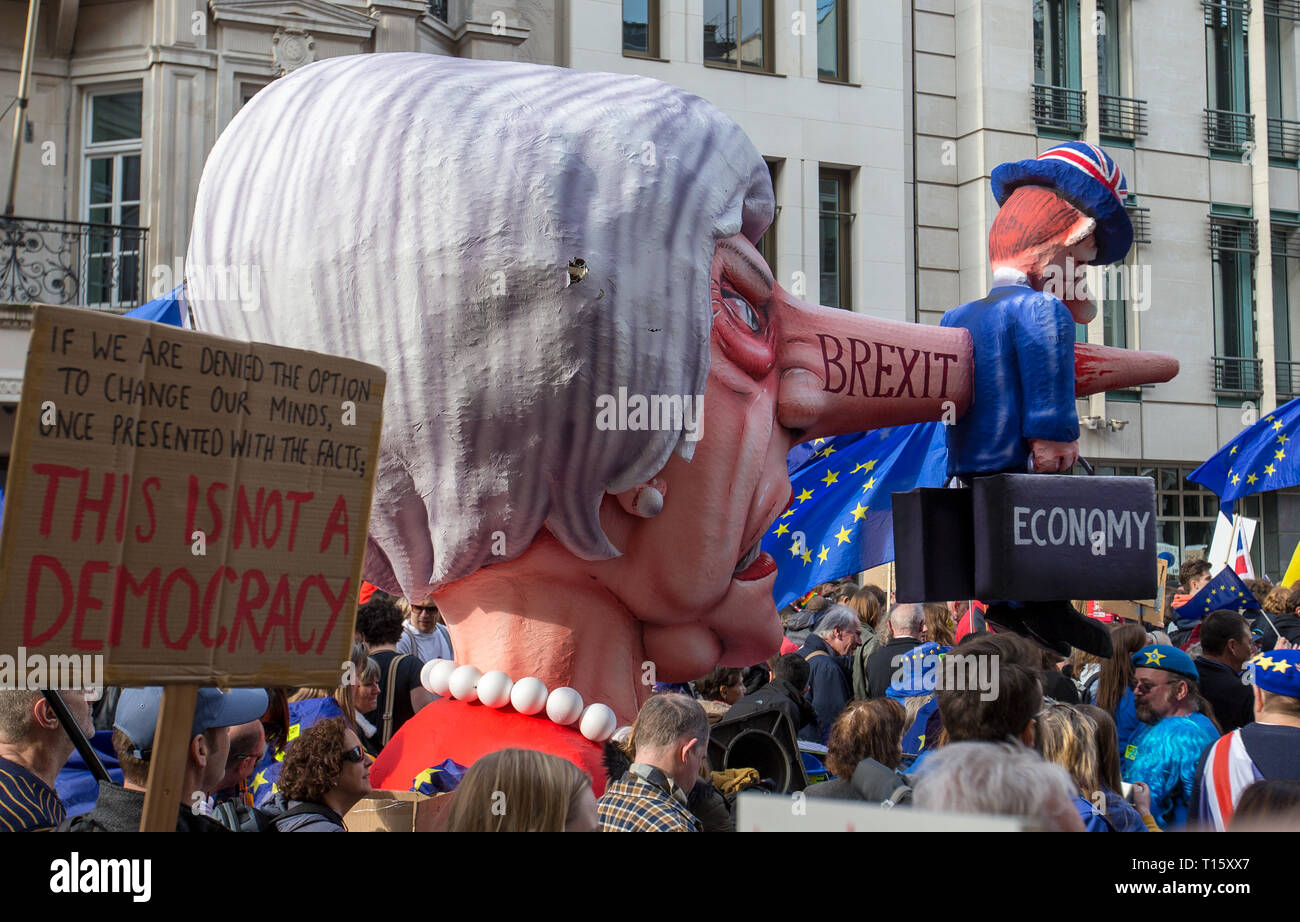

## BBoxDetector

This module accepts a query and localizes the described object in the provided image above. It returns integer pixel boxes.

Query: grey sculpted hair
[814,604,860,640]
[913,741,1078,829]
[187,54,774,599]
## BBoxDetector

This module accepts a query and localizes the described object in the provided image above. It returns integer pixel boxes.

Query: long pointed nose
[773,287,974,440]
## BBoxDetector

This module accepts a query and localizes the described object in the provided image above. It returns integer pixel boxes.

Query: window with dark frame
[704,0,774,72]
[817,0,849,83]
[624,0,659,58]
[1209,213,1261,395]
[756,159,781,276]
[84,89,144,308]
[818,168,853,311]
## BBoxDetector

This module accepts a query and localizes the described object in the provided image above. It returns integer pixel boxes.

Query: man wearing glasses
[211,719,270,832]
[1120,645,1220,829]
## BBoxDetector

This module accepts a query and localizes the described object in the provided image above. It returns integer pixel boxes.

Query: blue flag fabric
[1172,566,1261,621]
[250,696,345,807]
[1187,397,1300,515]
[760,423,948,610]
[124,285,186,327]
[410,759,467,795]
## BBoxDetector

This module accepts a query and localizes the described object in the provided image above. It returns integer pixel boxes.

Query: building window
[624,0,659,58]
[1033,0,1084,133]
[756,159,781,276]
[1209,213,1260,395]
[1266,6,1300,160]
[818,168,853,310]
[238,81,268,112]
[704,0,773,72]
[818,0,849,83]
[1142,463,1245,573]
[1205,0,1253,154]
[1273,218,1300,397]
[1096,0,1149,139]
[428,0,447,21]
[1101,263,1129,349]
[83,89,144,307]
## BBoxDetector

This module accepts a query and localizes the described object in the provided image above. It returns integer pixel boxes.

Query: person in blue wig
[1120,645,1221,828]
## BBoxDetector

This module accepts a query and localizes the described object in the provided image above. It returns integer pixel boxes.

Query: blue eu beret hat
[114,686,269,758]
[1248,649,1300,698]
[1132,644,1199,681]
[990,141,1133,265]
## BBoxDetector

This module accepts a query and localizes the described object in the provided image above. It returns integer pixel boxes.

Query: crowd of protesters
[3,566,1299,832]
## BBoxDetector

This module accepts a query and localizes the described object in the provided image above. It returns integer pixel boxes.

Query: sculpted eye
[721,284,762,333]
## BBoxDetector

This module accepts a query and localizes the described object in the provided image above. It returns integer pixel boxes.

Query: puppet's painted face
[592,233,971,681]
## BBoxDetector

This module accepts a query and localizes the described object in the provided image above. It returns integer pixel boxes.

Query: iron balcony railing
[1278,360,1300,398]
[1033,84,1086,134]
[0,215,147,310]
[1126,204,1152,245]
[1205,108,1256,156]
[1269,116,1300,160]
[1099,94,1149,139]
[1213,355,1264,395]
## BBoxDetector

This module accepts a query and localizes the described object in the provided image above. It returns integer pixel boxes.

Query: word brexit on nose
[817,335,960,399]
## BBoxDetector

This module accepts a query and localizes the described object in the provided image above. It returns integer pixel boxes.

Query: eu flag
[1187,396,1300,514]
[760,423,948,609]
[1173,565,1261,621]
[124,285,186,327]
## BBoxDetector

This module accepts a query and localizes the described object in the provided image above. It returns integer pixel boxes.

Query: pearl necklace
[420,659,619,743]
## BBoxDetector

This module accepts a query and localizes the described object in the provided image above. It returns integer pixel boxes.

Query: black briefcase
[892,487,975,603]
[971,473,1157,601]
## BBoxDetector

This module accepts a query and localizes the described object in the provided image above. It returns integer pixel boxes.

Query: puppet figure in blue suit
[942,143,1134,479]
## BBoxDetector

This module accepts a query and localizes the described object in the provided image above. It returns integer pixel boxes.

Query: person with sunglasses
[1120,644,1221,829]
[262,718,373,832]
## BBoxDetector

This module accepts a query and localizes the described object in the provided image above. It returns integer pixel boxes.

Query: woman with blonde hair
[1034,703,1112,831]
[444,749,597,832]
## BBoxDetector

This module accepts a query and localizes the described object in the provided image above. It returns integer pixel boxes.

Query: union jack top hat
[990,142,1133,265]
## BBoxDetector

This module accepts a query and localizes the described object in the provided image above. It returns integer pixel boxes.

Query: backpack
[381,653,413,746]
[213,798,274,833]
[850,757,913,807]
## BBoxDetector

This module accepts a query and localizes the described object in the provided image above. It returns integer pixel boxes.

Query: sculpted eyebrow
[720,238,775,298]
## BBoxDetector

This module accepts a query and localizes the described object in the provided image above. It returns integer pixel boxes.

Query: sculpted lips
[731,486,791,582]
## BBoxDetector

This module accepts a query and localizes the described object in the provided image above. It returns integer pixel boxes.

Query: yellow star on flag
[252,770,269,790]
[862,476,876,493]
[800,548,812,565]
[821,470,839,487]
[774,523,789,537]
[851,462,868,474]
[1270,658,1292,673]
[817,546,829,564]
[1247,473,1259,485]
[850,502,869,521]
[1277,449,1287,460]
[1265,464,1277,476]
[796,488,814,503]
[1142,649,1167,666]
[1252,655,1275,670]
[1281,434,1291,445]
[819,445,837,458]
[1274,421,1284,430]
[835,525,853,545]
[789,540,803,557]
[1231,474,1240,485]
[1230,445,1239,455]
[781,509,795,519]
[813,438,826,446]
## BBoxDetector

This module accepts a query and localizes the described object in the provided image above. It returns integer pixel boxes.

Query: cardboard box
[343,790,453,832]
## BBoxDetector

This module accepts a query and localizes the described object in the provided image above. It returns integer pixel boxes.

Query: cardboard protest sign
[734,791,1027,832]
[0,306,385,687]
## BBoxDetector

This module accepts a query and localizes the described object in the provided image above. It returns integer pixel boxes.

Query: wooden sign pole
[139,685,199,832]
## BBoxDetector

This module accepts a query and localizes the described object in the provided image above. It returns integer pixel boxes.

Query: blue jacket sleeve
[1013,293,1079,443]
[809,660,850,745]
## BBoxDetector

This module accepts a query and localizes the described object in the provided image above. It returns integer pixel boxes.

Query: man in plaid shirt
[598,694,706,832]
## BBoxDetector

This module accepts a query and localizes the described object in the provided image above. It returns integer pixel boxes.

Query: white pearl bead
[448,664,483,702]
[510,676,549,716]
[546,686,584,726]
[476,670,514,709]
[578,703,617,742]
[425,659,457,697]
